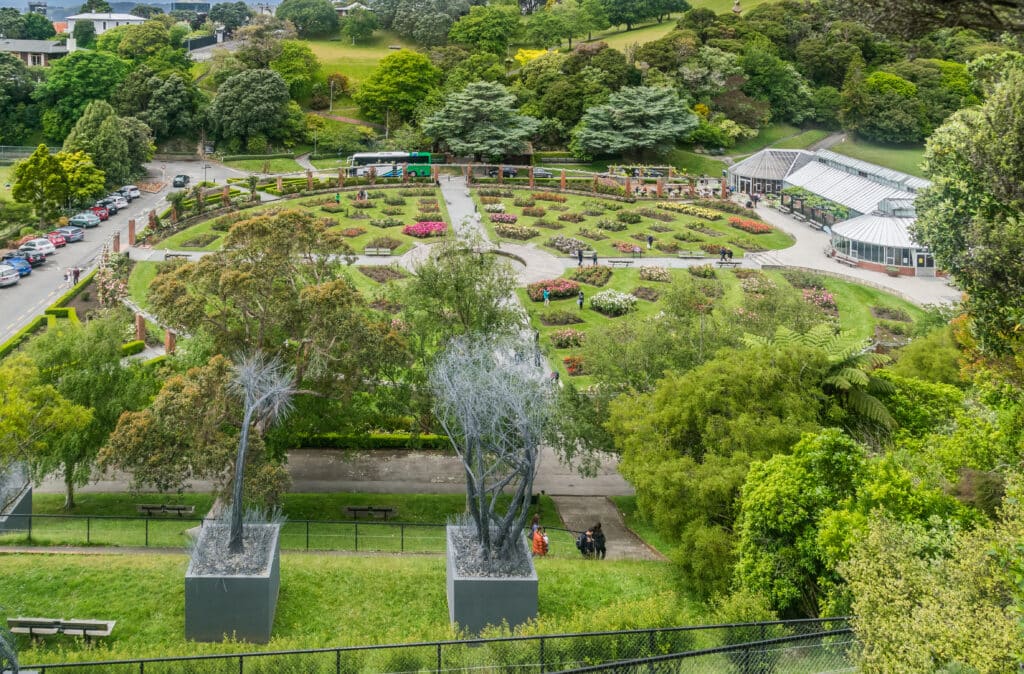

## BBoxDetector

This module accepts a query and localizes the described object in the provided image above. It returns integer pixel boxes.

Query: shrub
[495,223,539,240]
[563,355,585,376]
[672,230,701,243]
[590,289,638,316]
[526,278,581,301]
[121,340,146,356]
[418,203,440,212]
[351,200,374,209]
[522,206,547,217]
[701,243,724,255]
[415,212,442,221]
[478,188,514,197]
[688,264,717,279]
[871,305,912,322]
[484,203,506,213]
[341,227,366,237]
[321,202,348,214]
[532,192,567,202]
[548,204,569,212]
[384,196,406,206]
[613,241,639,253]
[654,240,679,253]
[550,328,586,348]
[639,266,672,283]
[728,217,773,234]
[403,221,446,237]
[539,310,583,325]
[380,207,403,216]
[693,198,758,219]
[547,236,586,253]
[596,218,627,232]
[367,236,402,250]
[577,228,607,241]
[649,224,673,232]
[572,265,612,286]
[657,203,720,220]
[370,217,403,228]
[490,213,518,224]
[513,197,536,207]
[558,212,585,223]
[802,287,837,310]
[534,218,563,229]
[616,211,643,224]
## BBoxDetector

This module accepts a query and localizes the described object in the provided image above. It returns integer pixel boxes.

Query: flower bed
[547,236,586,253]
[613,241,639,253]
[728,217,773,234]
[802,287,837,311]
[381,207,404,216]
[632,286,660,301]
[370,217,403,228]
[636,208,675,222]
[495,223,539,240]
[655,240,679,253]
[572,265,612,286]
[403,221,446,238]
[384,196,406,206]
[639,266,671,283]
[616,211,642,224]
[351,200,374,209]
[484,203,506,213]
[532,192,567,202]
[688,264,716,279]
[480,196,502,205]
[514,197,536,207]
[657,203,720,220]
[563,355,585,376]
[590,289,638,316]
[595,218,627,232]
[577,228,607,241]
[490,213,518,224]
[358,265,408,282]
[340,227,366,237]
[400,188,435,197]
[558,213,585,223]
[368,236,402,250]
[534,218,563,229]
[522,206,546,217]
[550,328,586,348]
[321,202,347,214]
[526,278,581,301]
[478,188,514,197]
[539,309,583,325]
[701,243,725,255]
[418,203,440,212]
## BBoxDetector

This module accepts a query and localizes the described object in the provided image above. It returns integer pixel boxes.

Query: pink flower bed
[490,213,518,224]
[526,277,581,302]
[402,221,447,238]
[728,217,773,234]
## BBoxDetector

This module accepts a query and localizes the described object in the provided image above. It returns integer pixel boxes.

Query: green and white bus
[346,151,440,177]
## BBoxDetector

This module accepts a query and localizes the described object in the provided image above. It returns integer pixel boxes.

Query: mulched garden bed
[358,266,408,283]
[694,227,725,237]
[631,286,660,301]
[538,310,584,326]
[870,306,912,322]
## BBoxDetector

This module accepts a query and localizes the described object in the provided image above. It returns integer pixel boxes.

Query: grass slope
[306,31,416,85]
[830,138,927,178]
[223,158,305,174]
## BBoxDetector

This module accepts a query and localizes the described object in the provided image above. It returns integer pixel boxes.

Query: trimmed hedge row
[0,315,47,359]
[221,152,299,161]
[121,340,146,356]
[297,432,450,451]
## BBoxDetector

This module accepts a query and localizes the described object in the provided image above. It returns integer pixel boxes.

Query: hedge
[121,340,146,356]
[297,432,450,450]
[0,315,47,359]
[53,268,97,308]
[221,152,299,161]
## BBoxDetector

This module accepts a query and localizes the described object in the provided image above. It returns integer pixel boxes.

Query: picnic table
[344,505,395,520]
[363,247,393,256]
[136,504,196,517]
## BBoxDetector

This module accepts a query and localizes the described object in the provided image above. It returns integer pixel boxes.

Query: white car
[122,185,141,199]
[20,238,57,256]
[0,263,20,287]
[108,195,129,210]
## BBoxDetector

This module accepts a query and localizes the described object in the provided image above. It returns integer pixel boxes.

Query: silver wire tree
[430,334,551,562]
[227,353,296,554]
[0,616,16,674]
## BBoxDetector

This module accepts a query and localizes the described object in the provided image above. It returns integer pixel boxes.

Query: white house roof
[814,149,930,192]
[728,149,813,181]
[784,161,919,216]
[0,38,68,54]
[67,12,145,20]
[831,215,918,248]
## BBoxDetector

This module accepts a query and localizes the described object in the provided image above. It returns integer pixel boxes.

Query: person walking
[532,526,548,556]
[591,250,598,267]
[646,234,654,250]
[529,513,541,539]
[72,267,81,284]
[720,246,728,262]
[577,248,584,267]
[592,522,607,560]
[62,268,70,287]
[577,529,595,558]
[542,288,551,306]
[577,290,584,310]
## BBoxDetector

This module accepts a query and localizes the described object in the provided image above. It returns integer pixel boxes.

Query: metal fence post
[336,649,341,674]
[540,636,545,673]
[145,518,149,547]
[436,643,442,674]
[355,522,359,552]
[239,654,243,673]
[27,513,31,542]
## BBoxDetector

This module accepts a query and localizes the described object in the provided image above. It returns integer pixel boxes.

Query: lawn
[729,123,802,156]
[690,0,772,12]
[0,163,13,200]
[772,129,831,150]
[306,31,416,85]
[127,260,159,308]
[582,19,678,52]
[1,552,695,665]
[830,138,927,178]
[156,217,228,251]
[223,158,305,174]
[667,148,729,177]
[819,276,924,336]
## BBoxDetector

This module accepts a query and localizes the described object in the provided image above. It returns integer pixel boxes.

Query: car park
[89,204,110,220]
[123,185,141,199]
[0,264,20,287]
[172,174,190,188]
[533,168,554,178]
[4,249,44,267]
[487,167,519,178]
[108,195,129,210]
[55,226,85,243]
[46,231,67,248]
[19,238,56,256]
[98,196,119,214]
[70,212,101,229]
[0,255,31,276]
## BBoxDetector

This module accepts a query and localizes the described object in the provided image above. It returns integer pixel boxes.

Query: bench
[793,213,808,222]
[716,260,741,267]
[345,505,395,520]
[778,206,792,214]
[363,247,393,256]
[567,250,597,259]
[136,504,196,517]
[834,256,858,268]
[608,259,634,268]
[677,250,706,259]
[9,617,116,642]
[164,252,190,261]
[808,221,825,231]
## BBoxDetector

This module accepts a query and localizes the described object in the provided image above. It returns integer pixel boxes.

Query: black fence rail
[0,514,587,557]
[23,619,851,674]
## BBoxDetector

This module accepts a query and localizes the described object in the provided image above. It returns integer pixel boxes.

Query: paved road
[0,159,244,344]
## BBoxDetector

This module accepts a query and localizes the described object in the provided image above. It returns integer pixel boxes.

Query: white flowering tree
[430,335,551,562]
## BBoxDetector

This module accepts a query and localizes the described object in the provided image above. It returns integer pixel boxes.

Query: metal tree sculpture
[430,335,551,562]
[0,616,17,674]
[227,353,295,554]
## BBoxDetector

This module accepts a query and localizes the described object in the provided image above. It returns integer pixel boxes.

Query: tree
[841,70,927,144]
[72,19,96,47]
[210,1,250,34]
[740,45,814,124]
[600,0,655,30]
[62,100,153,186]
[523,9,567,49]
[341,8,378,44]
[0,8,24,38]
[136,73,203,140]
[0,52,36,145]
[886,58,979,132]
[578,0,610,40]
[825,0,1024,37]
[80,0,112,11]
[208,69,291,144]
[33,51,131,140]
[56,150,106,208]
[23,12,56,39]
[11,145,67,225]
[423,82,539,161]
[275,0,338,37]
[114,20,172,61]
[353,50,441,127]
[448,5,520,55]
[235,14,295,68]
[570,85,698,159]
[131,4,164,17]
[270,40,321,100]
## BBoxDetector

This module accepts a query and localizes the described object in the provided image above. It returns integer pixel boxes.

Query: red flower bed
[563,355,585,376]
[728,217,773,234]
[402,221,446,237]
[527,277,581,301]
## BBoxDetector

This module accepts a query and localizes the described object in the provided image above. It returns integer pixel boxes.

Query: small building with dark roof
[726,149,813,195]
[0,38,68,67]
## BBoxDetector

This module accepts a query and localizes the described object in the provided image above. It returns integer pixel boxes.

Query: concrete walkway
[553,496,665,561]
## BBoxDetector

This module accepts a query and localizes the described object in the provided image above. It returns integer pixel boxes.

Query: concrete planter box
[0,484,31,534]
[446,525,538,634]
[185,523,281,643]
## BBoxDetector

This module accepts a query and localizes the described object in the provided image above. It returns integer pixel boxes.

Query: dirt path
[312,111,385,129]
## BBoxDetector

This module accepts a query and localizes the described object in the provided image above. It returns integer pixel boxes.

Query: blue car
[0,253,31,276]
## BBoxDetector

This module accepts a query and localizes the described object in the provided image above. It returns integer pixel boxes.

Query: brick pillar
[656,179,664,197]
[592,175,598,193]
[431,165,439,182]
[164,330,176,355]
[560,170,567,190]
[721,177,728,199]
[338,168,345,187]
[529,168,535,188]
[221,185,230,207]
[464,164,471,184]
[624,177,631,195]
[276,176,283,192]
[112,231,120,253]
[306,170,313,191]
[497,166,503,184]
[171,206,178,224]
[135,313,146,341]
[689,179,697,197]
[402,163,409,183]
[128,219,136,246]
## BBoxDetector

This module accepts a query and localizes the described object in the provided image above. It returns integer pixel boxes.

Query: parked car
[108,195,129,210]
[0,264,20,287]
[487,167,519,178]
[19,238,56,256]
[55,226,85,243]
[98,196,119,214]
[533,168,554,178]
[89,204,110,220]
[122,185,141,199]
[172,174,190,188]
[4,249,44,266]
[46,231,67,247]
[0,254,31,276]
[69,211,101,229]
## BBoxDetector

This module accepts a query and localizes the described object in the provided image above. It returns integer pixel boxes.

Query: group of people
[576,249,598,267]
[528,515,607,560]
[62,266,83,287]
[719,247,734,262]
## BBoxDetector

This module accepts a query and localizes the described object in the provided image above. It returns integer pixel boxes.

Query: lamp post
[329,78,334,112]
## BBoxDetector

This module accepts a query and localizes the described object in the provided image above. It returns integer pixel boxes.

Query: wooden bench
[608,259,634,268]
[834,256,858,268]
[808,221,825,231]
[677,250,706,259]
[9,617,116,642]
[363,247,393,256]
[344,505,395,520]
[136,504,196,517]
[716,260,741,267]
[778,206,792,214]
[793,213,808,222]
[567,250,597,259]
[164,252,190,261]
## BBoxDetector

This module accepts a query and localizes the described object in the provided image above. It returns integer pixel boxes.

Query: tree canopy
[570,85,699,159]
[275,0,339,37]
[353,50,442,127]
[422,81,539,161]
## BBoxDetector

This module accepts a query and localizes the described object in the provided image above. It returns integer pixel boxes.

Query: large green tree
[841,70,927,144]
[210,1,251,34]
[353,50,441,127]
[0,52,36,144]
[62,100,154,186]
[71,19,96,48]
[270,40,321,100]
[208,69,291,144]
[33,51,131,140]
[341,8,378,44]
[23,12,56,39]
[57,150,106,208]
[423,81,539,161]
[570,85,698,159]
[275,0,339,37]
[11,144,68,225]
[447,5,520,55]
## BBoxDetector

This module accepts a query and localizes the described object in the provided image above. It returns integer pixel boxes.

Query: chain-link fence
[0,145,60,161]
[24,619,851,674]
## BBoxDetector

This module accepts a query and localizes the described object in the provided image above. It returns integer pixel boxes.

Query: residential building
[66,12,145,35]
[0,38,68,66]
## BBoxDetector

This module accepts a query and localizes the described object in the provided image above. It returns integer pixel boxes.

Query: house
[334,1,369,16]
[66,12,145,35]
[0,38,68,67]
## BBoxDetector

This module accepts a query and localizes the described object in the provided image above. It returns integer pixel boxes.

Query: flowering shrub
[547,235,586,253]
[655,240,679,253]
[563,355,585,376]
[490,213,518,224]
[802,287,837,310]
[478,188,514,197]
[596,218,627,232]
[701,243,724,255]
[533,192,567,202]
[403,221,447,237]
[590,289,638,316]
[514,197,536,207]
[522,206,546,217]
[551,328,586,348]
[572,265,612,286]
[370,217,403,228]
[527,278,581,301]
[418,202,440,212]
[480,196,502,204]
[658,203,719,220]
[351,200,374,209]
[495,223,539,240]
[534,218,563,229]
[728,217,773,234]
[577,228,607,241]
[688,264,716,279]
[613,241,639,253]
[636,208,675,222]
[617,211,642,224]
[558,212,585,223]
[740,273,776,296]
[484,203,506,213]
[384,196,406,206]
[341,227,366,237]
[368,236,402,250]
[381,207,404,216]
[321,202,347,214]
[639,266,672,283]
